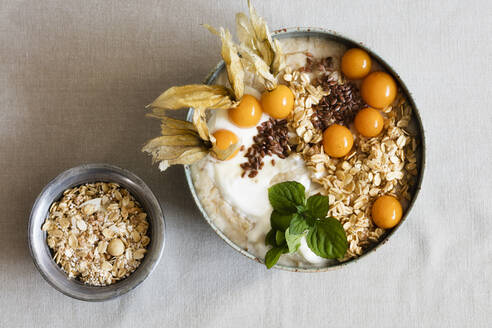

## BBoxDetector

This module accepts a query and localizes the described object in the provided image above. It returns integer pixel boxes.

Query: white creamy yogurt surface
[298,236,328,265]
[207,106,312,251]
[192,37,350,266]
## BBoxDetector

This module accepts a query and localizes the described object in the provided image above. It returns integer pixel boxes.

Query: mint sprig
[305,194,330,219]
[285,228,302,253]
[270,210,293,231]
[263,181,348,269]
[268,181,305,214]
[289,214,309,235]
[265,247,287,269]
[306,218,348,259]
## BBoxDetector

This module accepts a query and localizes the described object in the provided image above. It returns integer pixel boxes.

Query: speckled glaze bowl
[28,164,165,301]
[185,28,426,272]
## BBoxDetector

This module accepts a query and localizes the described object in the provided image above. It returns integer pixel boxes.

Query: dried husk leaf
[147,85,233,111]
[247,0,275,67]
[204,25,244,101]
[143,112,210,171]
[160,126,198,137]
[155,115,197,130]
[211,142,239,161]
[271,39,286,76]
[143,1,288,172]
[236,12,256,50]
[167,147,208,164]
[143,134,202,147]
[192,107,210,141]
[144,92,236,170]
[239,44,276,90]
[147,143,208,171]
[156,116,199,137]
[152,146,203,162]
[236,0,286,80]
[158,148,209,172]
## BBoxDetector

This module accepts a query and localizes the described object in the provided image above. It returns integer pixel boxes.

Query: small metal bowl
[28,163,165,301]
[185,27,426,272]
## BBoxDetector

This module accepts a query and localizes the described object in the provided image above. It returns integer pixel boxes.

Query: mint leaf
[265,229,276,247]
[268,181,306,214]
[306,218,348,259]
[265,246,287,269]
[306,194,330,219]
[296,205,307,214]
[285,228,302,253]
[304,215,316,227]
[275,230,286,246]
[289,214,310,235]
[270,211,293,231]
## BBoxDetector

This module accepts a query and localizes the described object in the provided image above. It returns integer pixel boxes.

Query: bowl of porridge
[183,28,425,271]
[142,2,425,272]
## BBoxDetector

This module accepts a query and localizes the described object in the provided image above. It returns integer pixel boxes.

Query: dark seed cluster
[301,55,366,131]
[301,54,334,73]
[240,119,290,178]
[311,74,365,131]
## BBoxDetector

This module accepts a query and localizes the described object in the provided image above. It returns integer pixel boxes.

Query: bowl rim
[28,163,166,300]
[184,27,426,272]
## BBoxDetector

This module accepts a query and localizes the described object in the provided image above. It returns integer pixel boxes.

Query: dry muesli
[41,182,150,286]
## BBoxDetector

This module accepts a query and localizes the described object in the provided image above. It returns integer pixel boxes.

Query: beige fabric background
[1,0,491,327]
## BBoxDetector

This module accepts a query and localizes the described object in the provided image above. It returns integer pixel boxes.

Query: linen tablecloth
[0,0,490,327]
